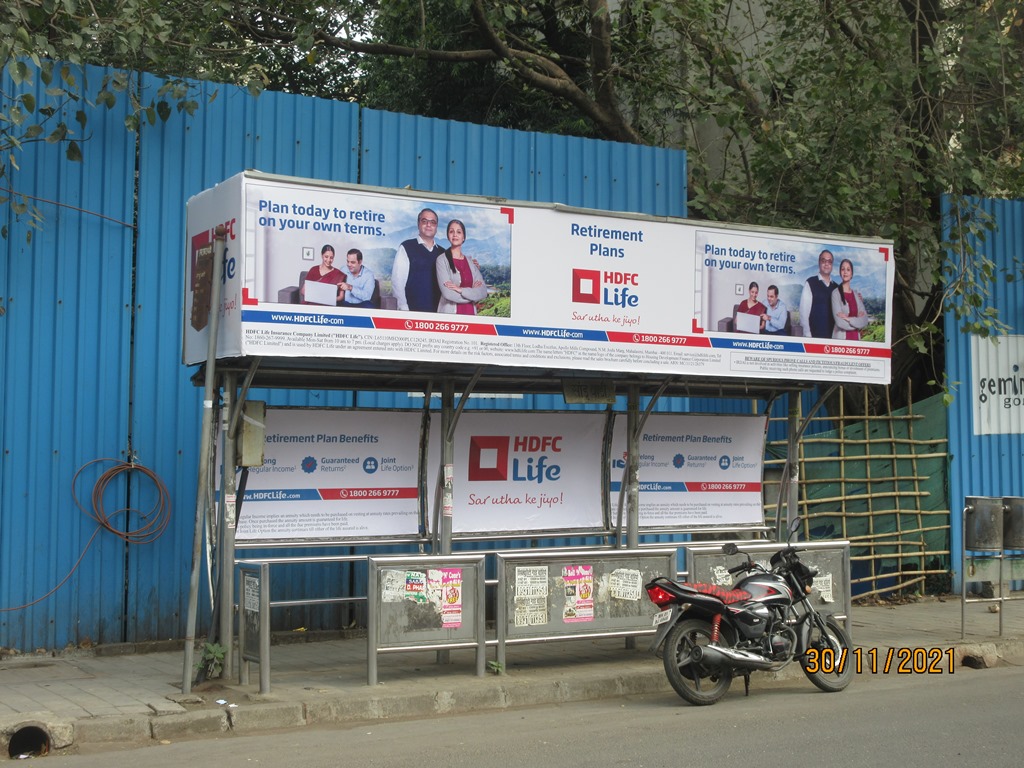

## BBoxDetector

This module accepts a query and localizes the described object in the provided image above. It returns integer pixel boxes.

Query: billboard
[231,408,768,542]
[444,412,607,534]
[234,409,422,541]
[185,172,895,384]
[611,413,767,527]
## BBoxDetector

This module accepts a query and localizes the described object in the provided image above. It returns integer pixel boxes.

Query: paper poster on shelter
[514,565,549,627]
[608,568,643,601]
[562,564,594,623]
[428,568,463,628]
[404,571,427,603]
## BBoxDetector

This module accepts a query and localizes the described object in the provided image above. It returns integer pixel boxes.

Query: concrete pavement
[2,596,1023,756]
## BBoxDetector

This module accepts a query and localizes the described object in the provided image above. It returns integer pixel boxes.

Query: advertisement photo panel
[184,172,895,386]
[445,412,607,534]
[233,409,423,541]
[610,413,768,527]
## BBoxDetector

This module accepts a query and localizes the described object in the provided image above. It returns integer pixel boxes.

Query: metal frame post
[626,385,640,551]
[440,379,455,557]
[182,225,226,693]
[219,371,238,677]
[785,395,800,541]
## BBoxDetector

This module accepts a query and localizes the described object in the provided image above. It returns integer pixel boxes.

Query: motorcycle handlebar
[727,563,748,575]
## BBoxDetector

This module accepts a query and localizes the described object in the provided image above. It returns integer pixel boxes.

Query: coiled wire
[0,458,171,612]
[73,458,172,544]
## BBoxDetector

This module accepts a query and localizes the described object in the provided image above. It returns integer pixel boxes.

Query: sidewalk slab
[1,597,1022,754]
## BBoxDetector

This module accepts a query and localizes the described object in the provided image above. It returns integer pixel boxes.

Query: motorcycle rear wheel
[663,619,733,706]
[802,616,854,693]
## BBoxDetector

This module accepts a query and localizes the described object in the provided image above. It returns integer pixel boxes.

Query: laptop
[304,279,339,306]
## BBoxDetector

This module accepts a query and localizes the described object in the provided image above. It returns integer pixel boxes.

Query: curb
[8,636,1022,755]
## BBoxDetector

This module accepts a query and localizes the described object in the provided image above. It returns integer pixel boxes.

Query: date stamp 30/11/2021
[803,646,956,675]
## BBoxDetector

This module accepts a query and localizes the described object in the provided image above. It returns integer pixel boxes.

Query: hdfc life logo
[468,435,563,484]
[572,269,640,308]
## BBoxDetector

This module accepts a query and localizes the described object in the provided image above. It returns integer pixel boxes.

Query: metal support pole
[440,379,455,557]
[624,386,640,650]
[219,371,238,678]
[961,503,967,639]
[785,395,800,541]
[437,380,455,665]
[182,225,226,693]
[626,385,640,551]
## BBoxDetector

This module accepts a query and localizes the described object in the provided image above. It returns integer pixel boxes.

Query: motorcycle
[645,518,853,705]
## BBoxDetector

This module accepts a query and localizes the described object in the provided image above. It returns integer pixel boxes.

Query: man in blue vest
[391,208,444,312]
[798,249,837,338]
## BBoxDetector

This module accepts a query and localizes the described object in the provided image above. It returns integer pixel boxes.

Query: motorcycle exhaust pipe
[692,644,776,671]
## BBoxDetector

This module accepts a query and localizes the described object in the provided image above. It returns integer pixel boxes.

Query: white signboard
[235,409,422,541]
[184,172,895,384]
[446,412,606,533]
[610,413,767,527]
[972,334,1024,435]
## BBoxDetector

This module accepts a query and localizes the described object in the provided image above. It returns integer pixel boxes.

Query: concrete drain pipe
[2,719,73,759]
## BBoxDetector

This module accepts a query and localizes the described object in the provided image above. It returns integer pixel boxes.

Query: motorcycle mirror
[722,542,739,556]
[787,516,802,542]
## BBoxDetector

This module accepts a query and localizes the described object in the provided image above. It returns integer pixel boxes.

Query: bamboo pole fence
[763,383,950,599]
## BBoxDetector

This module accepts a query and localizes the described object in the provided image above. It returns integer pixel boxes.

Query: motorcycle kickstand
[743,672,751,696]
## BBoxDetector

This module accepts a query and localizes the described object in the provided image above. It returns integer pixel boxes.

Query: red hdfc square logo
[468,436,510,481]
[468,435,564,483]
[572,269,602,304]
[571,269,640,307]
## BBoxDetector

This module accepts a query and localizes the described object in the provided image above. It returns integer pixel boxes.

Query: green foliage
[3,0,1023,408]
[0,1,276,239]
[477,292,511,318]
[861,322,886,345]
[333,1,1024,392]
[195,641,226,678]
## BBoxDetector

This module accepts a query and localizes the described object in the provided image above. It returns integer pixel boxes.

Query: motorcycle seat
[686,583,752,604]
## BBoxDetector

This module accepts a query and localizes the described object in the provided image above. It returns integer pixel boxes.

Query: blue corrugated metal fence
[1,64,691,650]
[944,197,1024,591]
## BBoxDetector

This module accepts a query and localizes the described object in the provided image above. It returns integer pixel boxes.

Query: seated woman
[301,244,345,305]
[436,219,488,315]
[735,281,766,333]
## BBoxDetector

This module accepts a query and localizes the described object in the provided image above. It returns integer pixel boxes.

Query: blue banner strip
[638,482,689,492]
[609,482,689,493]
[495,325,609,342]
[708,337,806,352]
[242,488,322,502]
[242,309,376,328]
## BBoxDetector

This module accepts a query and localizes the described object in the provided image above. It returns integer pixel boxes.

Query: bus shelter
[180,172,895,690]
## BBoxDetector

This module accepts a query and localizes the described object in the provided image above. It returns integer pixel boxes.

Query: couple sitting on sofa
[733,282,793,336]
[301,245,377,308]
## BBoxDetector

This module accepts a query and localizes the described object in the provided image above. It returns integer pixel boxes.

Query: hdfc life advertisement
[183,171,895,385]
[183,174,244,361]
[610,414,767,527]
[234,409,421,541]
[446,413,605,533]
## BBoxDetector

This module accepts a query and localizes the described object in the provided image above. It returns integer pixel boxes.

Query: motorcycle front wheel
[663,618,733,706]
[801,615,854,693]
